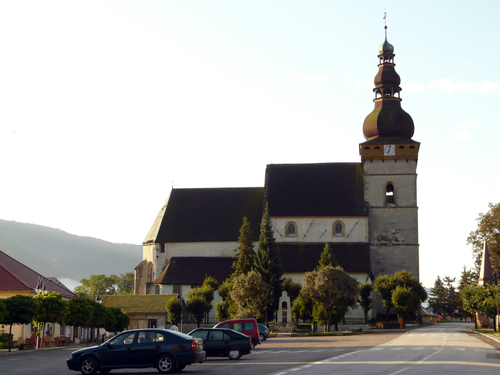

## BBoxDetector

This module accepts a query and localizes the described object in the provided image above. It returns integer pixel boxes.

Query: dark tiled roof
[280,243,370,274]
[152,243,370,286]
[0,250,76,299]
[144,187,265,244]
[153,257,234,285]
[100,294,176,314]
[265,163,367,217]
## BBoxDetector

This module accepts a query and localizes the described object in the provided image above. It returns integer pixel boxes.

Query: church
[135,27,420,320]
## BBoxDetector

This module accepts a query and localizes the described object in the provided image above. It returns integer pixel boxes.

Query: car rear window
[218,323,229,329]
[242,322,255,331]
[208,330,230,340]
[190,330,208,340]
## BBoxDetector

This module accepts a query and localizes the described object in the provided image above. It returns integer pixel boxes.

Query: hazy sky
[1,1,498,289]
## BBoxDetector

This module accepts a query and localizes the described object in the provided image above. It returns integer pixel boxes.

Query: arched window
[285,222,298,238]
[333,221,345,236]
[386,183,395,204]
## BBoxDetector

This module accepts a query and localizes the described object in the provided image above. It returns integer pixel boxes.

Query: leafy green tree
[301,265,359,332]
[112,272,135,294]
[252,204,284,325]
[74,274,116,296]
[218,278,238,319]
[215,301,230,322]
[202,276,220,294]
[186,295,210,328]
[165,297,183,325]
[4,295,36,352]
[187,277,219,322]
[312,303,343,331]
[373,274,396,320]
[475,283,500,331]
[90,301,116,343]
[458,266,477,320]
[467,202,500,274]
[66,297,94,330]
[232,217,255,276]
[282,278,302,303]
[105,307,130,334]
[231,271,271,319]
[0,299,7,323]
[291,294,313,324]
[316,242,339,270]
[358,282,373,323]
[32,292,66,348]
[374,271,427,321]
[392,285,421,322]
[460,284,481,328]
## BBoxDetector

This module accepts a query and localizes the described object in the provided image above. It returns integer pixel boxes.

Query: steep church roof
[144,187,264,244]
[152,243,370,286]
[280,243,370,273]
[265,163,366,217]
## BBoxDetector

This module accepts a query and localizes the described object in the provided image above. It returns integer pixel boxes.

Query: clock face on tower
[384,144,395,156]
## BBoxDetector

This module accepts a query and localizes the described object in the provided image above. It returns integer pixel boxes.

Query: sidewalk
[0,342,87,356]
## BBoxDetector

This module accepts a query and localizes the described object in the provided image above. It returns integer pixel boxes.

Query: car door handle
[127,347,132,351]
[155,346,161,349]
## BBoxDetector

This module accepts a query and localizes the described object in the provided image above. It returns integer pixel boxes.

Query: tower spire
[361,21,414,142]
[478,240,494,286]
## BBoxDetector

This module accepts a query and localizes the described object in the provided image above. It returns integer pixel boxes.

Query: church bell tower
[360,22,420,282]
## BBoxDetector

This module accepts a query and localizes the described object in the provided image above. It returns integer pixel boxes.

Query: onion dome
[362,26,415,141]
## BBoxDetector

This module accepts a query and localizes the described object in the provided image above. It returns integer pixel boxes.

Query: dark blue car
[66,328,205,374]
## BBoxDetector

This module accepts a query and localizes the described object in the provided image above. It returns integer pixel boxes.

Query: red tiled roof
[0,250,76,298]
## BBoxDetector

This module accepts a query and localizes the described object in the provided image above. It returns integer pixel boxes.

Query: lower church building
[135,27,420,320]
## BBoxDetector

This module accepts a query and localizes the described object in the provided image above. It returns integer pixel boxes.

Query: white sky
[1,1,499,290]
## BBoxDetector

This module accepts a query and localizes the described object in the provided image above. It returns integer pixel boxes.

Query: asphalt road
[1,323,499,375]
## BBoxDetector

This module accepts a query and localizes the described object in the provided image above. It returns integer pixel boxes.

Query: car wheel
[80,356,99,375]
[259,334,265,342]
[176,364,186,371]
[228,350,242,360]
[156,354,176,374]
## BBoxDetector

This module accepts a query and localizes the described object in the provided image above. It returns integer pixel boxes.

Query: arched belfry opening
[386,183,395,204]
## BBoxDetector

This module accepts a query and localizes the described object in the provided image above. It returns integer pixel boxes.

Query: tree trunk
[8,325,12,352]
[364,310,368,324]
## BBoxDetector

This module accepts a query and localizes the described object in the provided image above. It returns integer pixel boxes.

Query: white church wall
[272,217,368,243]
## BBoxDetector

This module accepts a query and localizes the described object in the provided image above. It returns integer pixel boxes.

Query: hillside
[0,219,142,283]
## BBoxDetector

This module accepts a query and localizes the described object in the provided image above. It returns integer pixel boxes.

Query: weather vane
[383,12,388,39]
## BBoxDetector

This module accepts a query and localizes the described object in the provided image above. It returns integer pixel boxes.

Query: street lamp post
[495,272,499,332]
[34,276,46,349]
[95,290,102,344]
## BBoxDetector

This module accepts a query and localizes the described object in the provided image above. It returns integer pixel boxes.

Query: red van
[213,318,260,348]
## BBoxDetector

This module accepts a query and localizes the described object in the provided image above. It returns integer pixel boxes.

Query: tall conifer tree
[316,242,339,270]
[232,217,255,277]
[252,204,284,325]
